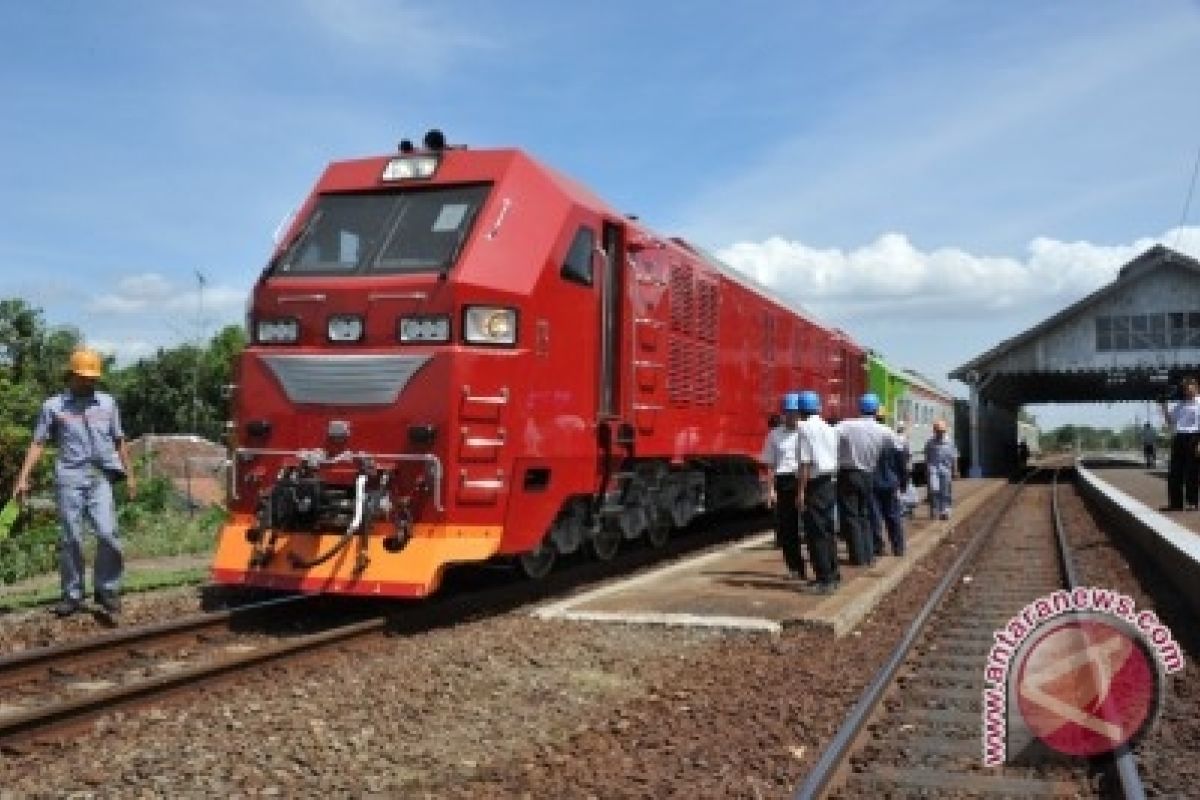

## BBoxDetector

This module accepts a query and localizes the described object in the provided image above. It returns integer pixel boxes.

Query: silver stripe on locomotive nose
[260,354,431,405]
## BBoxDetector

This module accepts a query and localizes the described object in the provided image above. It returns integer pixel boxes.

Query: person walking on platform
[1140,422,1158,470]
[762,393,806,581]
[12,348,137,618]
[1160,377,1200,510]
[925,419,958,520]
[795,390,840,593]
[835,394,891,566]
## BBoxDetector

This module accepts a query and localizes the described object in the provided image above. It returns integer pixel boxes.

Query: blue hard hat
[782,392,801,412]
[798,390,821,414]
[859,392,881,415]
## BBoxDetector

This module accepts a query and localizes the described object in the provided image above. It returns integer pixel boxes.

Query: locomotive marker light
[398,314,451,343]
[327,314,364,342]
[256,317,299,343]
[463,306,517,345]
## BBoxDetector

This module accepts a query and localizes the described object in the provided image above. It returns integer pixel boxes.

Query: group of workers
[761,390,958,594]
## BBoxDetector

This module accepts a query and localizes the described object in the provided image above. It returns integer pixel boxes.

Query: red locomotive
[211,131,868,596]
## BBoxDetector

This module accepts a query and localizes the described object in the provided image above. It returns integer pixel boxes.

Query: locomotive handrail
[231,447,445,511]
[368,291,428,302]
[276,293,327,303]
[461,386,510,405]
[484,197,512,240]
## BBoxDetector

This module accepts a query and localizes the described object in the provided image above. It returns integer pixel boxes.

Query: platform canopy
[950,245,1200,406]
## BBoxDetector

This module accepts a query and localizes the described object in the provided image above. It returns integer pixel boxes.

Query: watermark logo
[981,587,1183,767]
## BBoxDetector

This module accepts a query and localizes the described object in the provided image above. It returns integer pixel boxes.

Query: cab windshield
[272,184,490,275]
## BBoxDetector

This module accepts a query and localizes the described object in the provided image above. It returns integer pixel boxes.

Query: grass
[1,478,223,588]
[0,566,209,612]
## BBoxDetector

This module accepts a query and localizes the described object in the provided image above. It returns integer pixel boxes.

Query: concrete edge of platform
[532,532,779,633]
[798,479,1010,637]
[1075,460,1200,618]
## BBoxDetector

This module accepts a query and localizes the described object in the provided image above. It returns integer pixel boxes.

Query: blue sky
[2,1,1200,429]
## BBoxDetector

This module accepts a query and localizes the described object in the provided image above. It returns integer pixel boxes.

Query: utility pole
[193,270,206,435]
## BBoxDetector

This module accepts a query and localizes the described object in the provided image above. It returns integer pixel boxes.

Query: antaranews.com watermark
[981,586,1183,767]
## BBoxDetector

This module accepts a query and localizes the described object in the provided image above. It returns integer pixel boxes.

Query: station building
[950,245,1200,476]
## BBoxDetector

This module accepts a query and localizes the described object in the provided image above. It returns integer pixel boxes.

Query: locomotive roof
[318,145,858,349]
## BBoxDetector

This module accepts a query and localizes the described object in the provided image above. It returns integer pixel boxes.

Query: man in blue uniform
[13,348,137,617]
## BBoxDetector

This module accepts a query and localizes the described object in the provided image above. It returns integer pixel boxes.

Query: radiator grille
[260,354,431,406]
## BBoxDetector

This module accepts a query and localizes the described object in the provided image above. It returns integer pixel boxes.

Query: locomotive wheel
[518,541,557,580]
[589,526,621,562]
[646,518,670,549]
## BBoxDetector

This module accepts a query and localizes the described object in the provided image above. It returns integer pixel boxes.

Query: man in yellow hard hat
[13,348,137,618]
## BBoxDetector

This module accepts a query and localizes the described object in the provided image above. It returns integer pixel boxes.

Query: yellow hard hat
[68,348,103,379]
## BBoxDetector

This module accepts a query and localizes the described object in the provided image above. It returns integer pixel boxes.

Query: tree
[108,324,245,440]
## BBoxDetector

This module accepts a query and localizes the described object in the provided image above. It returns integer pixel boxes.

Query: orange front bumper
[211,515,504,598]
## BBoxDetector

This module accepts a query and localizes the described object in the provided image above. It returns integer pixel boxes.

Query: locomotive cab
[213,135,627,596]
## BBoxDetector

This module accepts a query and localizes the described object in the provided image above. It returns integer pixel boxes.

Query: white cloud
[87,338,159,364]
[298,0,493,75]
[88,272,245,317]
[717,226,1200,321]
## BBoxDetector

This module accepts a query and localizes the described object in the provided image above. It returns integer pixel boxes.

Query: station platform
[1076,460,1200,617]
[534,478,1007,637]
[1080,462,1200,531]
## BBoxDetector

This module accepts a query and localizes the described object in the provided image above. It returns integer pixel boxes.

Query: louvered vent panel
[670,263,694,335]
[696,280,719,343]
[695,345,717,407]
[667,337,692,407]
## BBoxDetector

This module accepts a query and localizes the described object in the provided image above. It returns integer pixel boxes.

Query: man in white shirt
[761,393,806,581]
[796,390,840,593]
[834,393,892,566]
[1160,377,1200,510]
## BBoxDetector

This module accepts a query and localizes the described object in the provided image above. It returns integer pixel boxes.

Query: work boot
[52,598,83,618]
[95,592,121,616]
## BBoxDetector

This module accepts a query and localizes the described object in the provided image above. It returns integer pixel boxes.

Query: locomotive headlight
[463,306,517,346]
[382,155,439,181]
[398,314,451,343]
[256,317,299,344]
[327,314,364,342]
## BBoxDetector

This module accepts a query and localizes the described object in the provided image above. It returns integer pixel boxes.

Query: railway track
[0,594,368,748]
[0,510,768,751]
[796,467,1148,799]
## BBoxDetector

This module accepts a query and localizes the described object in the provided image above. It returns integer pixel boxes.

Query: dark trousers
[774,474,805,576]
[837,468,874,566]
[803,474,839,583]
[1144,443,1156,469]
[870,486,905,556]
[868,492,885,555]
[1167,432,1199,509]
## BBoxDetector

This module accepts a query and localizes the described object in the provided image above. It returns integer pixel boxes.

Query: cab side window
[561,226,595,286]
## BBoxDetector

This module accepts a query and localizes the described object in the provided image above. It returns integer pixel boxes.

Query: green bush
[0,472,224,586]
[0,521,58,584]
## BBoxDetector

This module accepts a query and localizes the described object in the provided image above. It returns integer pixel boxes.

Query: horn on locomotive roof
[423,129,447,152]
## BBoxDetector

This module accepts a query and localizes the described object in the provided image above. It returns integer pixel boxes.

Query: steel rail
[0,594,311,689]
[0,615,389,746]
[792,471,1036,800]
[1051,468,1146,800]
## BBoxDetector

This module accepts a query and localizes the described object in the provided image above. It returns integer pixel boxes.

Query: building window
[1150,314,1166,348]
[1099,312,1200,351]
[1096,316,1112,352]
[1170,313,1187,346]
